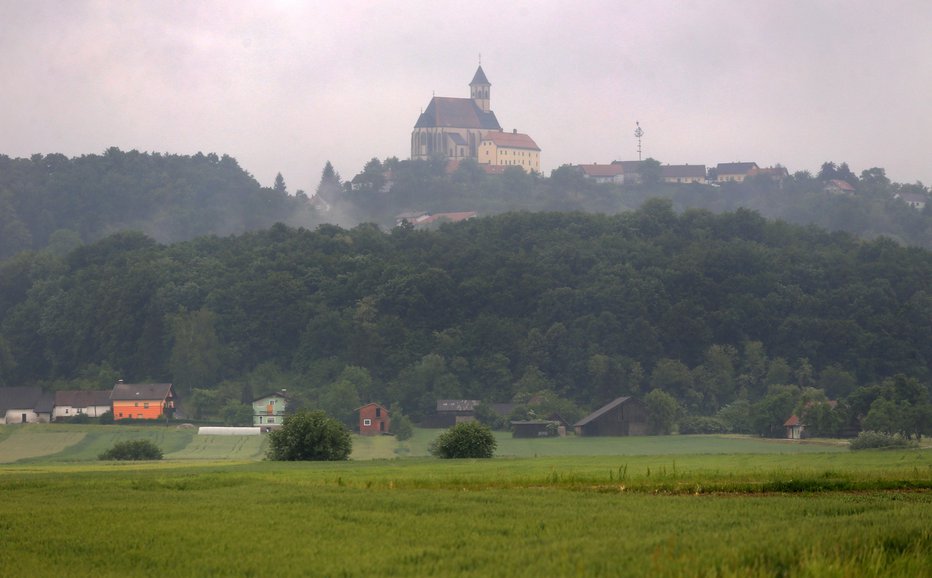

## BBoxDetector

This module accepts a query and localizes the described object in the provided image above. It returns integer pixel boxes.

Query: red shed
[358,402,390,435]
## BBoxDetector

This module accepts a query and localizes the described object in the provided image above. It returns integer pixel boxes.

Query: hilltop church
[411,65,540,173]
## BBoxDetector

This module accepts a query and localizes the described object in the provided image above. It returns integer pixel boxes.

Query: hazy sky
[2,0,931,192]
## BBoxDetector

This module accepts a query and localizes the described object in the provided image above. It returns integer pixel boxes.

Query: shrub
[392,413,414,441]
[430,421,496,459]
[98,439,163,461]
[849,431,916,451]
[267,410,352,461]
[678,416,729,435]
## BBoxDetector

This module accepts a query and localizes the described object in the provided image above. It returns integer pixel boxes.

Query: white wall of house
[2,409,43,424]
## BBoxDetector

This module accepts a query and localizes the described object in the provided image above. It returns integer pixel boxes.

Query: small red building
[358,403,390,435]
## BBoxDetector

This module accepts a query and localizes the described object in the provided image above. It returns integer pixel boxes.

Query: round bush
[98,439,163,461]
[430,421,497,459]
[267,410,352,461]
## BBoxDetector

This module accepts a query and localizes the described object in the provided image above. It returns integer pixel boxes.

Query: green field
[0,425,930,577]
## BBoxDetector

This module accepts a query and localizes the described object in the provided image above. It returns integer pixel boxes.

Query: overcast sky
[2,0,931,192]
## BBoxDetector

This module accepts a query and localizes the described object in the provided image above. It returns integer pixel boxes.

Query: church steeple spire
[469,62,491,113]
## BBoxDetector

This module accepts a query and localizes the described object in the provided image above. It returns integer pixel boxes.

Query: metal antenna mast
[634,121,644,161]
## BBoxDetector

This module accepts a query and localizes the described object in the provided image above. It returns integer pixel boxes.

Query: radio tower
[634,121,644,161]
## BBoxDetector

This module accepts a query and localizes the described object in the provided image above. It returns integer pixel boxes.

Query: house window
[375,407,381,418]
[143,402,149,409]
[268,417,275,424]
[363,418,372,426]
[65,409,69,414]
[134,402,139,407]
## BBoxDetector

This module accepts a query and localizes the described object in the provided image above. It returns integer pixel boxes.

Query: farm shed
[198,427,261,436]
[510,420,562,438]
[421,399,481,428]
[357,402,390,435]
[574,397,647,436]
[0,387,54,424]
[53,390,112,420]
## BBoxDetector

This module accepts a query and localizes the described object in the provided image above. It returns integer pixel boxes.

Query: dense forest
[0,148,319,259]
[0,207,929,436]
[2,150,930,264]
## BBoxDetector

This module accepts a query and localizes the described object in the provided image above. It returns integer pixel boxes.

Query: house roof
[826,179,856,192]
[510,420,554,425]
[420,211,477,225]
[574,396,636,427]
[0,386,45,411]
[253,392,290,402]
[611,160,644,172]
[414,97,501,130]
[661,164,706,178]
[110,383,175,402]
[481,131,540,151]
[436,399,481,412]
[898,193,928,204]
[355,402,389,412]
[470,65,490,86]
[716,162,759,175]
[578,164,625,177]
[783,414,801,427]
[55,390,112,408]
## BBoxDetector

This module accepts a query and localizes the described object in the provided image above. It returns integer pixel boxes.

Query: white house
[53,390,112,420]
[0,387,54,424]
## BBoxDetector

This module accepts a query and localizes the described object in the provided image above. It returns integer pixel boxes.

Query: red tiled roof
[578,164,625,177]
[421,211,477,224]
[481,131,540,150]
[783,414,801,427]
[827,179,855,191]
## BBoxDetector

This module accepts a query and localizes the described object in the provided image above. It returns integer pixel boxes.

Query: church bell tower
[469,64,491,113]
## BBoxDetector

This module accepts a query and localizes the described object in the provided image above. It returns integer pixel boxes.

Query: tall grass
[0,458,929,577]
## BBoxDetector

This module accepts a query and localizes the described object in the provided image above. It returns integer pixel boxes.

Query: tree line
[0,206,928,436]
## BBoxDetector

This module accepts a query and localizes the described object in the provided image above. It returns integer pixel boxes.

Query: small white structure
[198,426,262,436]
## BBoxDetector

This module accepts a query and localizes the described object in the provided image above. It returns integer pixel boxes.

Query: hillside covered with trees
[0,148,320,260]
[1,207,929,436]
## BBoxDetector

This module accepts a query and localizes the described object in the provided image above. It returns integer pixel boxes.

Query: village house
[573,397,647,436]
[715,162,759,183]
[0,386,54,424]
[357,402,391,435]
[478,130,541,173]
[894,192,927,210]
[421,399,482,428]
[577,163,626,184]
[52,390,112,420]
[252,392,289,429]
[110,381,176,421]
[660,164,707,184]
[823,179,856,195]
[783,414,803,439]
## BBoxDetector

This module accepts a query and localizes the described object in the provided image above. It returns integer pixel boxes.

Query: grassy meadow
[0,424,930,577]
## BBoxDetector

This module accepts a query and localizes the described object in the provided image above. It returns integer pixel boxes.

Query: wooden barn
[574,397,647,436]
[358,402,390,435]
[421,399,481,428]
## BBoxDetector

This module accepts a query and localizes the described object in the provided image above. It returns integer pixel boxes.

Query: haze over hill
[2,1,931,191]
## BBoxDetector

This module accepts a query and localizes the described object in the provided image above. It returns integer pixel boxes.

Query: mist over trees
[0,149,930,436]
[0,148,321,259]
[0,207,929,436]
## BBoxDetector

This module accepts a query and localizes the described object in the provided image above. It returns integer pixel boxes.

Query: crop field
[0,425,930,577]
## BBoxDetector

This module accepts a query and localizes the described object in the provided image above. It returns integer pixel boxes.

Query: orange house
[110,382,176,420]
[357,403,390,435]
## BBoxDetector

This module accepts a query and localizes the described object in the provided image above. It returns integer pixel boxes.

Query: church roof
[414,97,501,130]
[481,131,540,151]
[470,65,490,85]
